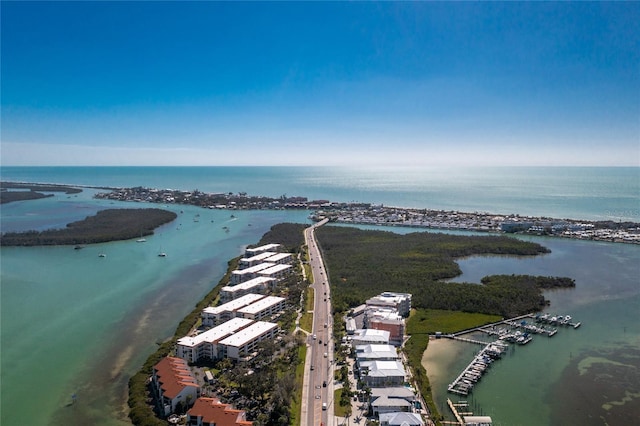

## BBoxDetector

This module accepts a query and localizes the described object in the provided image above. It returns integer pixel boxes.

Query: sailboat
[158,246,167,257]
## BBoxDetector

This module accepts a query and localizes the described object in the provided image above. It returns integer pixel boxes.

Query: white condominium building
[176,317,280,363]
[218,321,279,361]
[220,276,275,303]
[236,296,286,321]
[230,262,275,284]
[245,243,282,257]
[365,292,412,317]
[202,293,266,327]
[261,252,293,265]
[257,263,292,282]
[176,318,253,363]
[238,252,278,269]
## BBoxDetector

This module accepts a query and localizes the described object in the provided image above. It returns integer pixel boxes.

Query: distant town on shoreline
[2,181,639,244]
[95,185,640,245]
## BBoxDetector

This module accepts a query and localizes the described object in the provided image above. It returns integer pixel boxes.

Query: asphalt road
[303,219,334,426]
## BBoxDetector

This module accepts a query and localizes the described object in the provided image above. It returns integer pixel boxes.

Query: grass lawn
[407,308,502,335]
[403,308,502,425]
[299,287,314,332]
[290,343,307,426]
[333,388,351,418]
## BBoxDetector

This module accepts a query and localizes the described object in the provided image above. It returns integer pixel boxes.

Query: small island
[0,182,83,204]
[0,208,177,246]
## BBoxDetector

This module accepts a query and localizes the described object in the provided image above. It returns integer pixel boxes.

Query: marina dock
[446,312,581,397]
[447,341,506,396]
[445,399,493,426]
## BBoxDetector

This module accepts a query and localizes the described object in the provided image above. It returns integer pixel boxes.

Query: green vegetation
[299,287,314,333]
[403,309,501,425]
[128,256,239,426]
[1,208,177,246]
[407,308,503,334]
[313,226,576,423]
[253,222,307,252]
[289,341,307,426]
[334,388,352,418]
[481,274,576,289]
[0,182,82,204]
[316,226,567,317]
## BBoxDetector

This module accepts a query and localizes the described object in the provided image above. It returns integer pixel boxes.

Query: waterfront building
[463,416,493,426]
[366,292,412,317]
[354,344,399,367]
[202,294,265,327]
[371,398,413,417]
[152,357,200,417]
[363,307,403,327]
[230,262,275,285]
[220,277,275,303]
[186,397,252,426]
[360,360,406,388]
[261,252,293,266]
[235,295,286,321]
[218,321,279,361]
[379,412,424,425]
[257,263,292,282]
[245,243,282,257]
[176,318,253,363]
[369,386,416,403]
[238,252,278,269]
[350,328,391,346]
[345,317,357,335]
[364,307,406,345]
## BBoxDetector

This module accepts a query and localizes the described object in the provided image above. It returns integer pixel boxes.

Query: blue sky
[2,1,639,166]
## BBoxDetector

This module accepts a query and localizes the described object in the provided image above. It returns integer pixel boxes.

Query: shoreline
[3,180,639,245]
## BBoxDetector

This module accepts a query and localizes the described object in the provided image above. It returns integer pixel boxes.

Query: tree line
[1,182,83,204]
[315,226,573,317]
[1,208,177,246]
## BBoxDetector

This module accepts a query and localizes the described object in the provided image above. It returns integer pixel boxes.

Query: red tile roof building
[187,397,252,426]
[152,357,200,416]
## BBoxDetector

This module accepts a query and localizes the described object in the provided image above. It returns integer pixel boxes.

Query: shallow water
[0,190,310,425]
[428,237,640,425]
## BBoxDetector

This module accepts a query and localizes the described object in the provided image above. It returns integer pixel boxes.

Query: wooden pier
[446,312,581,396]
[446,399,492,426]
[447,342,505,395]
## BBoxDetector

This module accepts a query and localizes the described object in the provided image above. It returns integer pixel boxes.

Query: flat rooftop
[232,262,275,275]
[245,243,282,255]
[221,276,275,293]
[218,321,278,347]
[177,317,253,347]
[203,293,265,315]
[237,296,286,315]
[259,264,292,274]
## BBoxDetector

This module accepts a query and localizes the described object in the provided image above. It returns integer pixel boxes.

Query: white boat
[98,253,106,258]
[136,237,146,243]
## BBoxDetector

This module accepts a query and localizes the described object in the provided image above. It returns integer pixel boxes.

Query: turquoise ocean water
[1,166,639,425]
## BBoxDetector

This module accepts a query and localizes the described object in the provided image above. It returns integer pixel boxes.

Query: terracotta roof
[154,357,199,399]
[187,397,252,426]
